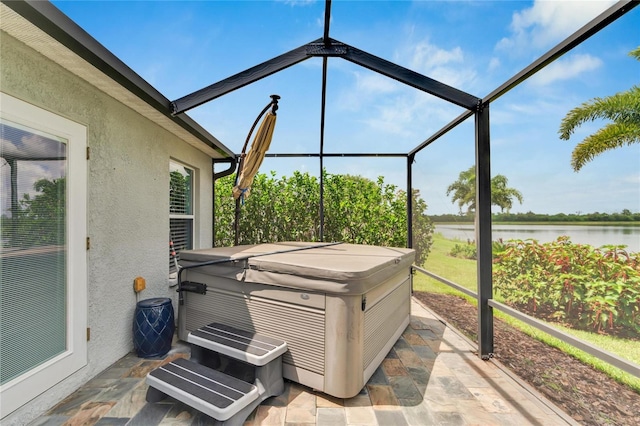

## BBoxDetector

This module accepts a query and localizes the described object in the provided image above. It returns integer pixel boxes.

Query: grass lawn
[413,233,640,391]
[413,233,478,296]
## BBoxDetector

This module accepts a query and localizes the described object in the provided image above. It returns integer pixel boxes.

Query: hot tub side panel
[363,275,411,383]
[323,295,364,398]
[323,269,412,398]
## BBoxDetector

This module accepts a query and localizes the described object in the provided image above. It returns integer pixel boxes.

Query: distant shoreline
[434,223,640,252]
[431,221,640,226]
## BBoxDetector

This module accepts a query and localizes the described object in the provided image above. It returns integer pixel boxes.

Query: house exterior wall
[1,32,214,424]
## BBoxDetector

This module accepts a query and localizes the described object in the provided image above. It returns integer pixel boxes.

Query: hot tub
[177,242,415,398]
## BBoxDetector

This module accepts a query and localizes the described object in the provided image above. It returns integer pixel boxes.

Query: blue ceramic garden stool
[133,297,175,358]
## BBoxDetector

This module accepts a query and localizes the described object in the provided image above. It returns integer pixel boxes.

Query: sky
[50,0,640,215]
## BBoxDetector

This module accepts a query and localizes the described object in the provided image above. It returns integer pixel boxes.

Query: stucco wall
[1,32,214,424]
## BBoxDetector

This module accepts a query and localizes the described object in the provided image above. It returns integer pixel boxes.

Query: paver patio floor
[32,298,577,425]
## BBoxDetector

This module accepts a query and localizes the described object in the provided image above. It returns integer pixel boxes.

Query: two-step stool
[145,323,288,425]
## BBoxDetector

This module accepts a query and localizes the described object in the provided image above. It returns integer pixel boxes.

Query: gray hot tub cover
[179,242,415,295]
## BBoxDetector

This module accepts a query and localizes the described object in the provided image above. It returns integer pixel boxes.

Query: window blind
[0,120,67,385]
[169,162,194,273]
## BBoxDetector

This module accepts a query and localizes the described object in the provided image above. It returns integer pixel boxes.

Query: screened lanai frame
[8,0,634,373]
[172,0,639,373]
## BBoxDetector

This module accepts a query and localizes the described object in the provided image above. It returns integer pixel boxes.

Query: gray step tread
[146,358,258,420]
[188,323,287,366]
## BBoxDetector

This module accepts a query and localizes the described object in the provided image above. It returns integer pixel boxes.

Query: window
[169,161,193,273]
[0,93,87,418]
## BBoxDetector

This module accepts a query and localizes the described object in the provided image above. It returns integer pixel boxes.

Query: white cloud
[397,40,477,89]
[406,42,464,73]
[1,133,66,160]
[497,0,617,52]
[356,73,398,94]
[341,38,475,109]
[338,72,400,111]
[279,0,316,7]
[1,137,21,159]
[363,96,425,137]
[621,172,640,186]
[334,38,476,140]
[488,57,501,72]
[354,71,400,96]
[529,53,602,86]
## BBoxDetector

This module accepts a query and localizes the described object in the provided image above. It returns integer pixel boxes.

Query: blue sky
[52,0,640,215]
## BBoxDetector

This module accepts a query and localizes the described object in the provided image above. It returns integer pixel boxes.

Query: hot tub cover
[179,242,415,295]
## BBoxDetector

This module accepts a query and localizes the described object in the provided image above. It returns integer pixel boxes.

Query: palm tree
[446,166,476,214]
[559,47,640,171]
[446,166,523,214]
[491,175,524,213]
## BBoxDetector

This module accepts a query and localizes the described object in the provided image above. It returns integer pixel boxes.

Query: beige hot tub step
[145,357,259,425]
[188,322,288,366]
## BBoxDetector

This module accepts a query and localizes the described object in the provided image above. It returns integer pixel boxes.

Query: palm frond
[571,122,640,171]
[559,86,640,140]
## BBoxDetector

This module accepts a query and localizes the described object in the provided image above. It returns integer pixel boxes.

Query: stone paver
[344,404,377,425]
[32,298,575,426]
[316,407,346,426]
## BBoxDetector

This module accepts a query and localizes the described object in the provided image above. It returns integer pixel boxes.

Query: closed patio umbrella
[233,107,277,200]
[233,95,280,245]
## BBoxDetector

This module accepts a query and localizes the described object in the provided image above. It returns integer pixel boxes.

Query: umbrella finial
[270,94,281,114]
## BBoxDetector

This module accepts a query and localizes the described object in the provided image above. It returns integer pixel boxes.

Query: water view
[435,224,640,253]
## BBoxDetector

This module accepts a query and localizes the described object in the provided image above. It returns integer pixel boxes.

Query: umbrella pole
[234,197,241,246]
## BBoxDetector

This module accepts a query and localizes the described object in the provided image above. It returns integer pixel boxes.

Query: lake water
[435,224,640,253]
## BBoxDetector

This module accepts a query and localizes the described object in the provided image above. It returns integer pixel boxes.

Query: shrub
[447,238,506,260]
[493,236,640,336]
[449,242,477,259]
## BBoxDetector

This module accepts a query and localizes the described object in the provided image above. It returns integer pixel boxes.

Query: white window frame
[169,160,195,273]
[0,93,87,418]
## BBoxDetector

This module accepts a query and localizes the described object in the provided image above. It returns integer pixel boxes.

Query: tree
[446,166,523,214]
[170,170,191,214]
[491,174,524,213]
[0,177,66,247]
[559,47,640,171]
[445,166,475,214]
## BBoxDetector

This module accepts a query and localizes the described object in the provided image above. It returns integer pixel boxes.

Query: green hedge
[214,171,434,265]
